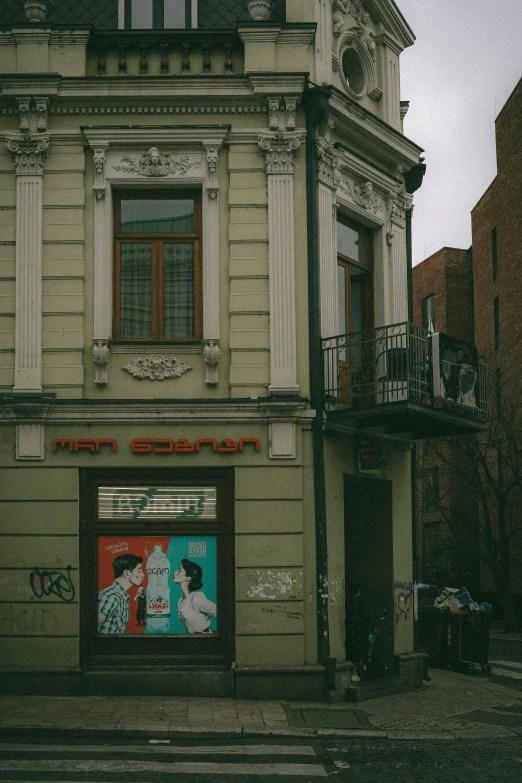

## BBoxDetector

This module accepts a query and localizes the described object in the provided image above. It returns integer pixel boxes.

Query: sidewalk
[1,669,522,741]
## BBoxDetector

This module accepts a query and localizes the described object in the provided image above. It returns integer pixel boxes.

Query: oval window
[342,49,365,96]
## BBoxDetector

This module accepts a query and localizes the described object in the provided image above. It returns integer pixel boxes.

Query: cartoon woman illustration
[134,585,146,626]
[173,559,216,634]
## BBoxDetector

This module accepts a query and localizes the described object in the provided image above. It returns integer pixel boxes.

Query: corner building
[0,0,483,698]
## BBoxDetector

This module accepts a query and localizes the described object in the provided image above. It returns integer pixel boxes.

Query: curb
[1,723,519,741]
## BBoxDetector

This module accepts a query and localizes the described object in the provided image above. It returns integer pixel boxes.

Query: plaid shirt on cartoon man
[98,580,130,634]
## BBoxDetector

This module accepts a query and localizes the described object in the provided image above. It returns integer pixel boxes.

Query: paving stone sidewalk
[1,669,521,740]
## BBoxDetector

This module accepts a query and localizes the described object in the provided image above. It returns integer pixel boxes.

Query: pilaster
[6,133,49,392]
[258,129,304,395]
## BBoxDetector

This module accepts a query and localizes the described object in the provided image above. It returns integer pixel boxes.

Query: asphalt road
[1,735,522,782]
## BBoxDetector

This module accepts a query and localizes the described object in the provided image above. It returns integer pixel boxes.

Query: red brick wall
[412,247,471,340]
[472,79,522,375]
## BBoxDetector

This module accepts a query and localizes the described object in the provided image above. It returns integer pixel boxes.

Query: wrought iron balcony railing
[322,322,487,427]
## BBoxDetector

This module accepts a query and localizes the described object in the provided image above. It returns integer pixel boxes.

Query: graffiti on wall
[394,580,413,624]
[29,566,76,603]
[0,604,61,635]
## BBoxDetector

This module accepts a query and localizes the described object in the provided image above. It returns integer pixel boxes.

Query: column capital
[258,130,304,175]
[6,134,49,176]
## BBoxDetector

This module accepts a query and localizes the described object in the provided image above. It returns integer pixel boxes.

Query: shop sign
[98,486,217,520]
[98,535,217,637]
[52,437,261,454]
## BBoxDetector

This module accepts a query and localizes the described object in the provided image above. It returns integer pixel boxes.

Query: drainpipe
[304,83,332,667]
[404,162,426,581]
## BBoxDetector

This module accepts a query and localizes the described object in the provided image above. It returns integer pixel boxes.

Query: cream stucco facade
[0,0,428,699]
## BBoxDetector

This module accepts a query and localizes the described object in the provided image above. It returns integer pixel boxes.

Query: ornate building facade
[0,0,484,697]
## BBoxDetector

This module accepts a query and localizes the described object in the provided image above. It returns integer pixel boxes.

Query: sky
[394,0,522,265]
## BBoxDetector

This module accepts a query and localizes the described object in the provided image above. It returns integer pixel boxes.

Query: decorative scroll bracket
[203,339,221,385]
[93,339,110,386]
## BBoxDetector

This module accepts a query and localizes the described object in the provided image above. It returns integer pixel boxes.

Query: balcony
[322,323,487,439]
[88,30,243,77]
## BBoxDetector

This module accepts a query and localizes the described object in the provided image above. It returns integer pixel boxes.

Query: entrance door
[80,468,235,672]
[344,475,394,664]
[337,217,374,406]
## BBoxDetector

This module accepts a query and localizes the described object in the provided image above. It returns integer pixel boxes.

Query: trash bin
[444,611,492,673]
[418,607,492,673]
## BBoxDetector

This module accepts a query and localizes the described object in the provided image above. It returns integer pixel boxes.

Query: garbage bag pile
[431,586,492,613]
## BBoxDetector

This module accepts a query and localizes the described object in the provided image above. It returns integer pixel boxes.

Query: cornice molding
[0,398,312,425]
[247,72,308,96]
[329,90,423,169]
[82,126,230,148]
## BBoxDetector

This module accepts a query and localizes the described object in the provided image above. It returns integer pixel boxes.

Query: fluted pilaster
[6,134,49,391]
[259,131,303,394]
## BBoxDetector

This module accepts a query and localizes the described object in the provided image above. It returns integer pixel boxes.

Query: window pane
[422,294,435,333]
[98,487,217,520]
[120,244,152,338]
[121,199,195,233]
[164,244,195,338]
[164,0,186,28]
[337,221,370,266]
[337,264,346,335]
[131,0,153,28]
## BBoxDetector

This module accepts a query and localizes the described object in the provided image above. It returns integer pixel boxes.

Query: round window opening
[342,48,365,96]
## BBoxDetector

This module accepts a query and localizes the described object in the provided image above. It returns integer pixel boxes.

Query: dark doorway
[344,474,394,666]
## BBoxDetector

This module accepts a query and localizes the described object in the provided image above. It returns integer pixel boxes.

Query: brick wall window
[421,294,436,333]
[424,466,440,511]
[494,296,500,350]
[492,227,498,282]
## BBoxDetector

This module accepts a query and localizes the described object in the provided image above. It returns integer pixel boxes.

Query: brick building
[413,77,522,620]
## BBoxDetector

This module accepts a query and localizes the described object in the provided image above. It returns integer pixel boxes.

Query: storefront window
[81,469,234,668]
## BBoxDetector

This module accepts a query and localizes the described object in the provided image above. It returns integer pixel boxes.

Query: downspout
[304,83,332,666]
[405,162,426,581]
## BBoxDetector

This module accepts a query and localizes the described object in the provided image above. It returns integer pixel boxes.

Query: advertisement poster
[97,536,217,636]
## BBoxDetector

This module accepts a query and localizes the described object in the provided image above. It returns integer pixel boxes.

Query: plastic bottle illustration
[146,544,171,633]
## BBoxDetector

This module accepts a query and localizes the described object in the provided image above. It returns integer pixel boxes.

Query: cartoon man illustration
[98,553,144,634]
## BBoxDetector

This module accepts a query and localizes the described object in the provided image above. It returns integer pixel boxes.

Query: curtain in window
[164,243,194,338]
[120,243,153,338]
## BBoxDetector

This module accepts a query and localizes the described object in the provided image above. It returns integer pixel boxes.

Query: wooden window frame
[336,215,374,336]
[125,0,193,29]
[113,189,202,343]
[80,467,235,670]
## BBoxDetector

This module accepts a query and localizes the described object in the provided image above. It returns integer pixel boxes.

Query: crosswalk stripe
[0,759,329,777]
[0,743,316,757]
[489,660,522,671]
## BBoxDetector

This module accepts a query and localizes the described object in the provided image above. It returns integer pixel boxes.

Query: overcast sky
[394,0,522,265]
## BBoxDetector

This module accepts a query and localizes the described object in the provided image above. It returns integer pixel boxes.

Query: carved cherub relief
[360,11,376,60]
[333,0,350,37]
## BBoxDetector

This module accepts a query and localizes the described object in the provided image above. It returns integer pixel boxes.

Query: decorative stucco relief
[258,131,304,175]
[388,183,413,229]
[6,134,49,176]
[123,355,192,381]
[338,174,385,216]
[316,118,342,190]
[203,340,221,385]
[112,147,203,177]
[93,339,110,386]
